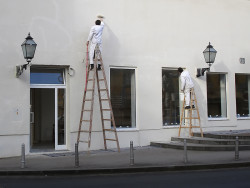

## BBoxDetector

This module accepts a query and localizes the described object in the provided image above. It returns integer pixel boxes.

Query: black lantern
[197,42,217,77]
[203,42,217,67]
[21,33,37,63]
[16,33,37,77]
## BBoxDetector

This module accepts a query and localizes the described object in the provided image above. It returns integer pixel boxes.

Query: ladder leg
[178,93,186,137]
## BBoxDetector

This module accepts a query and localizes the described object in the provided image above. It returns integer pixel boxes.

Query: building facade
[1,0,250,158]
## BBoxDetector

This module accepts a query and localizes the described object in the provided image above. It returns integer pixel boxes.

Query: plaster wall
[0,0,250,157]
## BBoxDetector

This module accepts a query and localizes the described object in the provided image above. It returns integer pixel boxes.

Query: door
[30,67,67,151]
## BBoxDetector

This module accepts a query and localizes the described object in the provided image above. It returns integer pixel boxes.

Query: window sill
[237,117,250,120]
[208,118,228,121]
[162,125,179,129]
[116,128,138,132]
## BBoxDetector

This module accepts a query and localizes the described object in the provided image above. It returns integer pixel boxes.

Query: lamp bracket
[196,67,210,77]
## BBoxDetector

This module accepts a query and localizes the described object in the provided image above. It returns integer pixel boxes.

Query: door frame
[30,85,67,150]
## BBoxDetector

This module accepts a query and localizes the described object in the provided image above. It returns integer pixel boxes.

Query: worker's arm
[180,75,186,92]
[86,27,95,45]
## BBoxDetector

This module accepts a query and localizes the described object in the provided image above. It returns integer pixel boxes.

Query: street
[0,167,250,188]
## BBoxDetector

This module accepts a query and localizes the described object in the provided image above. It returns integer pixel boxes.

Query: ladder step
[103,119,112,121]
[179,126,201,128]
[79,130,91,133]
[88,79,94,81]
[98,79,105,81]
[84,99,93,101]
[82,109,92,112]
[105,138,117,141]
[81,120,91,122]
[79,140,89,143]
[86,89,94,91]
[102,109,111,111]
[101,99,109,101]
[183,117,199,119]
[99,89,108,91]
[104,129,115,132]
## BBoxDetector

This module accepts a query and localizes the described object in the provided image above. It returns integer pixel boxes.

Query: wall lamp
[16,33,37,77]
[196,42,217,77]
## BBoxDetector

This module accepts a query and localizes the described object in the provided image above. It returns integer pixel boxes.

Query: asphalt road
[0,167,250,188]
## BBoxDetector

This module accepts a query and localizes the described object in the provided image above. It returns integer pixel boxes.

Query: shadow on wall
[103,24,120,64]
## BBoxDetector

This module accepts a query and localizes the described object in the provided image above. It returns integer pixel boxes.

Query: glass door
[30,67,66,151]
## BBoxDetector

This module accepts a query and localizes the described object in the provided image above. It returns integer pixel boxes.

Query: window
[235,74,250,118]
[110,68,136,128]
[162,69,180,126]
[207,73,227,118]
[30,67,65,85]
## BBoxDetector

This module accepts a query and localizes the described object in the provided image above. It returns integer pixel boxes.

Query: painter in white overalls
[86,16,104,70]
[178,67,194,109]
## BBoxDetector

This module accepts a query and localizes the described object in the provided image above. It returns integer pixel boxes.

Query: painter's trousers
[89,42,102,65]
[184,88,193,107]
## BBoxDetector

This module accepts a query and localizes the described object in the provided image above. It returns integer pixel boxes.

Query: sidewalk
[0,146,250,175]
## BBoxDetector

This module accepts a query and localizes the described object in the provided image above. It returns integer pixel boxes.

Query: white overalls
[87,21,104,65]
[180,70,194,107]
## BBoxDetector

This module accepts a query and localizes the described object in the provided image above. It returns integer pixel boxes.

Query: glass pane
[110,69,136,128]
[162,69,180,126]
[207,74,227,118]
[30,68,64,84]
[235,74,250,117]
[58,89,66,145]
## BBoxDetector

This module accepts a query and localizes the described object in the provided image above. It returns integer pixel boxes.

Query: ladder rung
[101,99,109,101]
[80,130,90,133]
[183,117,199,119]
[88,79,94,81]
[179,126,201,128]
[79,140,89,143]
[105,138,117,141]
[99,89,108,91]
[98,79,105,81]
[84,99,93,101]
[102,109,111,111]
[83,109,92,112]
[103,119,112,121]
[104,129,115,132]
[86,89,94,91]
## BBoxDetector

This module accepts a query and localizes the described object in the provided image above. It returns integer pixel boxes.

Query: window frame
[109,66,137,130]
[235,73,250,120]
[206,72,228,120]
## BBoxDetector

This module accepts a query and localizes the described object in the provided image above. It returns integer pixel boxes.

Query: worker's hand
[97,15,104,21]
[86,41,89,46]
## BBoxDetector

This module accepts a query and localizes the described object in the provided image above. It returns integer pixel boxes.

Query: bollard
[21,143,25,169]
[183,138,188,164]
[75,143,79,168]
[130,141,134,166]
[235,136,239,161]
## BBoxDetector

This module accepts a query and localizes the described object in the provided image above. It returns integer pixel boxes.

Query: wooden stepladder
[77,44,120,152]
[178,88,203,137]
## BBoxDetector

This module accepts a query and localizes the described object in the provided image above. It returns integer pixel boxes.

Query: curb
[1,161,250,176]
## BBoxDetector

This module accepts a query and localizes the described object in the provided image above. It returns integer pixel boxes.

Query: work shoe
[185,106,191,109]
[90,64,94,70]
[192,105,195,109]
[97,64,101,70]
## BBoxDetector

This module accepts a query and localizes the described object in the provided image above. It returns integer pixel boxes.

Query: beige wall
[0,0,250,157]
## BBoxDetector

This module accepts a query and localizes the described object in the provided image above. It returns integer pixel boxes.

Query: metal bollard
[130,141,134,166]
[183,139,188,164]
[75,143,79,168]
[21,143,25,169]
[235,136,239,161]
